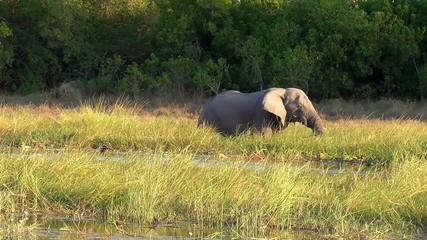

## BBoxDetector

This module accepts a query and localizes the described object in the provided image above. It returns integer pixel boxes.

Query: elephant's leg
[255,110,288,134]
[270,115,283,132]
[255,112,278,135]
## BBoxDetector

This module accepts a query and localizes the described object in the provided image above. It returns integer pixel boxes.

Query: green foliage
[1,0,427,99]
[202,57,230,94]
[81,55,125,94]
[237,36,265,90]
[269,44,317,93]
[0,21,14,85]
[418,64,427,99]
[117,63,144,96]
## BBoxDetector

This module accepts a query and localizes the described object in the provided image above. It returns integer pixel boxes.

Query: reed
[0,102,426,163]
[0,101,426,238]
[0,150,425,238]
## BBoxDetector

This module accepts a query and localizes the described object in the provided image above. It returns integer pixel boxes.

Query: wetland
[0,98,426,239]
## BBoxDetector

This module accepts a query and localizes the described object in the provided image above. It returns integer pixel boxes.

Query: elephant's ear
[262,90,287,126]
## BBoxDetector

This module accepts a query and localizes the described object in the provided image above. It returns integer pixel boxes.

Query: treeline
[0,0,426,100]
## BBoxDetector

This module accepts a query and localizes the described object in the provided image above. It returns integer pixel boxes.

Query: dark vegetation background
[0,0,426,101]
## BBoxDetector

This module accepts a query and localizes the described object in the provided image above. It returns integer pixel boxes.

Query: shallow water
[0,146,374,176]
[3,212,204,239]
[2,213,323,239]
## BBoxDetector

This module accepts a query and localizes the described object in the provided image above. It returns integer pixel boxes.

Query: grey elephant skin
[198,87,324,135]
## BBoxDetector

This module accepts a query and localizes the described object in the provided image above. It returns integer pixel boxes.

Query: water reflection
[4,214,214,239]
[3,213,325,239]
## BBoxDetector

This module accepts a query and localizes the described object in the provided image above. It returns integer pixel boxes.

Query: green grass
[0,150,425,238]
[0,101,426,164]
[0,100,426,238]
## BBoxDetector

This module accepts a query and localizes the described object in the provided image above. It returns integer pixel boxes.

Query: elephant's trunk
[307,114,324,135]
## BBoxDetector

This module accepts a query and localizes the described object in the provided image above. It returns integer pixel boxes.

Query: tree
[270,45,317,94]
[238,36,265,90]
[205,58,230,94]
[0,21,14,86]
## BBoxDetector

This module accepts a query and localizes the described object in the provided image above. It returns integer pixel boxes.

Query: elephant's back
[198,90,255,134]
[212,90,256,108]
[198,95,223,125]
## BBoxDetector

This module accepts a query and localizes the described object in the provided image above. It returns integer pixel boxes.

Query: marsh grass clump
[0,149,426,238]
[0,101,204,151]
[346,156,427,224]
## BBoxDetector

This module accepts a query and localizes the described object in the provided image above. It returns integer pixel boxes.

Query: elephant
[198,87,324,135]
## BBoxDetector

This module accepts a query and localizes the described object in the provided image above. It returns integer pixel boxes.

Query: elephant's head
[262,88,324,135]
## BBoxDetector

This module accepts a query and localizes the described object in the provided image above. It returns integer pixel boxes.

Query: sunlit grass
[0,102,426,164]
[0,100,426,238]
[0,150,425,238]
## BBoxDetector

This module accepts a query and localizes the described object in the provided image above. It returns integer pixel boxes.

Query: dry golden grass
[320,98,427,120]
[2,91,427,120]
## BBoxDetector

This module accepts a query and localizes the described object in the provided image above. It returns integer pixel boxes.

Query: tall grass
[0,150,425,238]
[0,101,426,164]
[0,100,426,238]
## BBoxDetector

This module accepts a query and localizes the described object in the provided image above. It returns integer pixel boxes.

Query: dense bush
[0,0,426,100]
